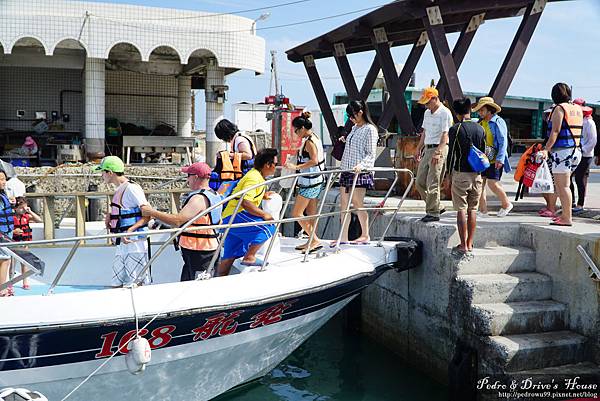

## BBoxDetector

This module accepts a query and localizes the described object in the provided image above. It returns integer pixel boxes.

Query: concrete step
[470,301,567,336]
[457,246,536,275]
[458,273,552,304]
[512,362,600,384]
[486,331,588,372]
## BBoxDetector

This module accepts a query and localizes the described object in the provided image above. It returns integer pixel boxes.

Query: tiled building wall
[0,67,84,131]
[105,71,177,130]
[0,67,178,133]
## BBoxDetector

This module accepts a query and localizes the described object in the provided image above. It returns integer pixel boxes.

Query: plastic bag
[529,161,554,194]
[279,154,297,189]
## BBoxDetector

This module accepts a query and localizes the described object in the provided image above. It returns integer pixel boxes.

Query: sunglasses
[187,173,197,177]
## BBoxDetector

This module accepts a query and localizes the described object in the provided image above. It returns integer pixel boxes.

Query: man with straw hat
[415,86,453,223]
[472,96,513,217]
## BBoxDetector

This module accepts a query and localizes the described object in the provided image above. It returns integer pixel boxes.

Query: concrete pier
[356,211,600,388]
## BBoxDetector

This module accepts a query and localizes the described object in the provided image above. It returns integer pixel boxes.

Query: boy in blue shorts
[216,148,278,277]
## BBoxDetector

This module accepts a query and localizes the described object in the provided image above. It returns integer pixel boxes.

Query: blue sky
[84,0,600,128]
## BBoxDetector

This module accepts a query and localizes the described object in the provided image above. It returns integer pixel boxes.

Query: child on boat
[12,197,42,289]
[0,170,14,297]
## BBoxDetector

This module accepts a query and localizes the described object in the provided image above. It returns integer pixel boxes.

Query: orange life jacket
[218,150,244,181]
[514,143,543,183]
[547,103,583,148]
[178,189,223,251]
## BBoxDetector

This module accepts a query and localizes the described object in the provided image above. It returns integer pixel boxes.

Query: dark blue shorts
[482,165,503,181]
[221,211,275,260]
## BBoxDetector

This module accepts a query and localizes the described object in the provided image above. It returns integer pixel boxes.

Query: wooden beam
[75,195,86,239]
[378,32,428,131]
[303,55,339,144]
[489,0,545,104]
[43,197,55,240]
[333,43,360,99]
[423,6,463,103]
[358,57,381,101]
[372,27,416,134]
[437,13,485,100]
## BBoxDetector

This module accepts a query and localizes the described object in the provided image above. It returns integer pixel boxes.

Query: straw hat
[472,97,501,113]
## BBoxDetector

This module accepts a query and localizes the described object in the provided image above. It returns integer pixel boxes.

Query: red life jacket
[13,213,32,241]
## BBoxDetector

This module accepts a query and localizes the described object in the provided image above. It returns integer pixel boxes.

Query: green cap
[94,156,125,173]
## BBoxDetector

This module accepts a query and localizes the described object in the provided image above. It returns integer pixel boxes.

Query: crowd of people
[0,81,595,291]
[438,82,597,257]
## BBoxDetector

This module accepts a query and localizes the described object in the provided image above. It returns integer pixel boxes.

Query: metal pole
[206,197,244,277]
[368,170,399,232]
[260,176,299,271]
[302,172,336,263]
[334,172,359,252]
[576,245,600,281]
[46,239,83,295]
[378,171,414,244]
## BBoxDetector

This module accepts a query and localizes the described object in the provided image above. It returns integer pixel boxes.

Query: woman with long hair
[286,111,326,252]
[332,100,378,246]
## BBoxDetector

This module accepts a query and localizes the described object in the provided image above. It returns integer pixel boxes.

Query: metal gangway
[0,167,414,294]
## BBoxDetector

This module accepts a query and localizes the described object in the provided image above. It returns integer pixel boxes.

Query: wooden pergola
[286,0,560,141]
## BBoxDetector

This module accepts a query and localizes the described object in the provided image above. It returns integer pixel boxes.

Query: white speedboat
[0,168,418,401]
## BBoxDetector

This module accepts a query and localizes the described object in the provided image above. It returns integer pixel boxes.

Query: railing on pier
[0,167,414,293]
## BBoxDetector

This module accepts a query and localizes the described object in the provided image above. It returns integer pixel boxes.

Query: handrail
[133,167,413,284]
[576,245,600,282]
[1,167,413,289]
[0,247,41,292]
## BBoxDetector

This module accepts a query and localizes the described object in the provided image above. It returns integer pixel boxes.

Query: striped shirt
[341,123,378,170]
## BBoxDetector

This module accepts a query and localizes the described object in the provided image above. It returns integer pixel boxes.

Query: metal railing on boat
[0,167,413,292]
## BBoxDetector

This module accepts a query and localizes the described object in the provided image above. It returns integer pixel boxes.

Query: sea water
[215,314,447,401]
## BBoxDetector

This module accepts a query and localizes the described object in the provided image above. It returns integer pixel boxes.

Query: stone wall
[15,165,187,220]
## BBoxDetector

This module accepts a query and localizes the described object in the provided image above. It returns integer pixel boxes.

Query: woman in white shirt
[333,100,378,246]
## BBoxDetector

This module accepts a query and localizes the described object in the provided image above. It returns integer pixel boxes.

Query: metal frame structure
[287,0,556,134]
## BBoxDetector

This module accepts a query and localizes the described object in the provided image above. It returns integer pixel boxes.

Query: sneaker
[477,211,488,217]
[497,203,514,218]
[439,208,447,215]
[572,206,584,214]
[420,215,440,223]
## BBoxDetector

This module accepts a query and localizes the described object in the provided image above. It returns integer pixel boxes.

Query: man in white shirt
[415,87,453,222]
[95,156,151,286]
[571,99,597,212]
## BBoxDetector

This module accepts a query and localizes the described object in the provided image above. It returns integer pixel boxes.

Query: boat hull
[1,266,388,400]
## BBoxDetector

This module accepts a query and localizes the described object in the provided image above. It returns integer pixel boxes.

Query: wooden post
[75,195,86,239]
[42,196,55,240]
[169,192,180,214]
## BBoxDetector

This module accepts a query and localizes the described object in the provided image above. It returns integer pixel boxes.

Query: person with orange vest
[12,197,42,290]
[142,162,223,281]
[210,119,258,195]
[540,83,584,226]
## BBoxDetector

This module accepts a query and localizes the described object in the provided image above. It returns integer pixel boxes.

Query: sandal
[330,241,350,248]
[550,220,572,227]
[539,210,558,218]
[538,208,549,215]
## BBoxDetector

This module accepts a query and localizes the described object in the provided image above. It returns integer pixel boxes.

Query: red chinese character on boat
[192,310,243,341]
[249,301,294,329]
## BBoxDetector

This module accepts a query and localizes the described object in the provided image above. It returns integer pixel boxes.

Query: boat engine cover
[384,236,423,272]
[0,387,48,401]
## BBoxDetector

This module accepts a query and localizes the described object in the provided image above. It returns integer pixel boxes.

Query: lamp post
[251,13,270,35]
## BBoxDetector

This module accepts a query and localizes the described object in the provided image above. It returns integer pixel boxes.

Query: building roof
[286,0,565,63]
[0,0,265,73]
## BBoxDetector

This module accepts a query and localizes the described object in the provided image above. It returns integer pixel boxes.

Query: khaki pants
[416,147,448,216]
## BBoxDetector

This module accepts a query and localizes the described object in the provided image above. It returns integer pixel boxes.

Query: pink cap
[181,162,212,178]
[582,106,593,117]
[573,98,586,106]
[24,136,35,146]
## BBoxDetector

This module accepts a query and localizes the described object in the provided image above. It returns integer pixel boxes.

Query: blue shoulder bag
[454,122,490,173]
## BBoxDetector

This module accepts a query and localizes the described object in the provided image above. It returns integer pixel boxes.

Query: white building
[0,0,265,160]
